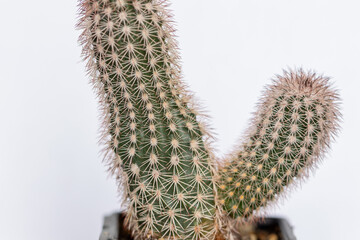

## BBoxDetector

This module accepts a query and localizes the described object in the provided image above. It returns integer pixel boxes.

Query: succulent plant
[77,0,341,239]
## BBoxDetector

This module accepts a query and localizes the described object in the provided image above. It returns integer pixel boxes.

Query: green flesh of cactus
[217,71,340,221]
[78,0,216,239]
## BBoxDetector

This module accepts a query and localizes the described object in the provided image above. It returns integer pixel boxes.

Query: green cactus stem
[217,69,341,223]
[78,0,217,239]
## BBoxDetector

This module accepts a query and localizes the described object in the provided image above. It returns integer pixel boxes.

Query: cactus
[77,0,341,239]
[217,69,340,223]
[78,0,216,239]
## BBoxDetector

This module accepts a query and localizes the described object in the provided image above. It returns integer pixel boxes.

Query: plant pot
[233,217,296,240]
[99,212,296,240]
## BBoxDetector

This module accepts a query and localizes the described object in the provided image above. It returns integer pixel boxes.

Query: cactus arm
[217,69,341,221]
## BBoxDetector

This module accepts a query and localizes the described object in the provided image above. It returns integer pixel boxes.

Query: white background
[0,0,359,239]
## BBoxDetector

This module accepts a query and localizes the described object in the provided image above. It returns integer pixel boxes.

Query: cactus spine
[78,0,216,239]
[217,70,340,222]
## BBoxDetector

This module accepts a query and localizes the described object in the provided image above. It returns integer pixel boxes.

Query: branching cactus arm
[217,69,341,223]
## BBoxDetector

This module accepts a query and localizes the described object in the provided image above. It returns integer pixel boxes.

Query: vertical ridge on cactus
[77,0,217,239]
[217,69,341,223]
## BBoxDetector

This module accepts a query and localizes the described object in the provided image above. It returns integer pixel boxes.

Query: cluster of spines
[78,0,217,239]
[217,69,340,222]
